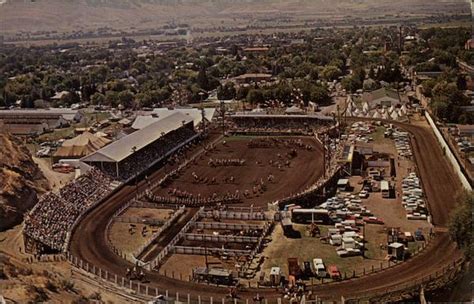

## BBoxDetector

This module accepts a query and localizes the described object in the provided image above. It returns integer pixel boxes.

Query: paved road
[70,121,464,301]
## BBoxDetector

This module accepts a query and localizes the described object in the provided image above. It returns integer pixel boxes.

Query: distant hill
[0,0,469,35]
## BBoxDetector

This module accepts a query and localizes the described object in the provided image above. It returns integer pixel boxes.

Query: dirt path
[32,157,74,192]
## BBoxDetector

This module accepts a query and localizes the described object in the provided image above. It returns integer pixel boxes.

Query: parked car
[303,261,313,278]
[358,190,369,198]
[312,258,327,278]
[415,229,424,241]
[364,216,384,225]
[328,265,341,280]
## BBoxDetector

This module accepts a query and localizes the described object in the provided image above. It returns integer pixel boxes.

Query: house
[361,88,402,108]
[242,47,269,54]
[233,73,272,85]
[456,124,474,138]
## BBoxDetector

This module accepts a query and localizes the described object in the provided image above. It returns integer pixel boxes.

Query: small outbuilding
[388,242,405,260]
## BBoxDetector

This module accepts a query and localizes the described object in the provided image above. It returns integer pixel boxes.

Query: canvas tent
[53,132,110,162]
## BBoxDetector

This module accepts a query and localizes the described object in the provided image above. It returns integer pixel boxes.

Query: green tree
[341,75,362,93]
[91,92,105,105]
[118,90,134,108]
[448,191,473,257]
[246,89,264,104]
[321,65,342,81]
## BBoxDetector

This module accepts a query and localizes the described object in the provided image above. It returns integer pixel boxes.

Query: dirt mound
[0,133,48,231]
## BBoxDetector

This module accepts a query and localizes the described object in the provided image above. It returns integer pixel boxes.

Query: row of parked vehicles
[291,258,341,280]
[402,172,428,220]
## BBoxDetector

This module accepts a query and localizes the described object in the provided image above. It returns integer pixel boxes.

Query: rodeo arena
[21,102,467,303]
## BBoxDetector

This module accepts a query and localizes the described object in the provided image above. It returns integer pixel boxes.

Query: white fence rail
[425,111,472,191]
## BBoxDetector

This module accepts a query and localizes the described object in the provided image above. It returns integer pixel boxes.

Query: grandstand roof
[230,112,334,121]
[82,112,193,163]
[132,108,216,130]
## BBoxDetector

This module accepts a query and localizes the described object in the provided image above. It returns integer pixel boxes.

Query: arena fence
[147,207,203,271]
[113,216,165,225]
[198,209,270,221]
[184,233,259,244]
[173,246,251,256]
[134,205,186,261]
[193,221,265,231]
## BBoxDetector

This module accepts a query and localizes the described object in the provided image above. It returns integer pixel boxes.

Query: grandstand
[23,168,116,253]
[229,112,334,135]
[82,112,198,181]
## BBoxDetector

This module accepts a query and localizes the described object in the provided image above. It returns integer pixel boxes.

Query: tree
[105,91,120,107]
[341,75,362,93]
[118,90,134,108]
[246,89,264,104]
[91,92,105,105]
[217,83,236,100]
[310,85,331,105]
[321,65,342,81]
[448,191,472,257]
[196,67,209,91]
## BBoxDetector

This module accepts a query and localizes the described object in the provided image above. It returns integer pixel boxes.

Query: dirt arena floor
[152,136,324,207]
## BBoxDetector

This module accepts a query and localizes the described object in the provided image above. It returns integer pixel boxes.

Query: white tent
[373,111,381,119]
[389,105,395,114]
[400,104,408,114]
[391,110,399,120]
[363,102,370,112]
[382,112,390,120]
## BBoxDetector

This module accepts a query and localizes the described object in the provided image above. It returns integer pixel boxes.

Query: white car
[358,190,369,198]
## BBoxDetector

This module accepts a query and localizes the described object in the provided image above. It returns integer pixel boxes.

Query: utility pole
[131,146,138,197]
[199,91,206,133]
[220,99,226,136]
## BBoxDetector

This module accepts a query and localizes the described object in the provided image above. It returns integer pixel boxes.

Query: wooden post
[198,295,201,304]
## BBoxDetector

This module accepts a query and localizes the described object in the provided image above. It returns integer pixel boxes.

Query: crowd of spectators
[98,127,198,181]
[229,116,332,135]
[24,168,115,251]
[146,191,242,207]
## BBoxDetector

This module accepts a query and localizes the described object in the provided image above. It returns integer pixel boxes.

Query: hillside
[0,0,469,35]
[0,133,49,231]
